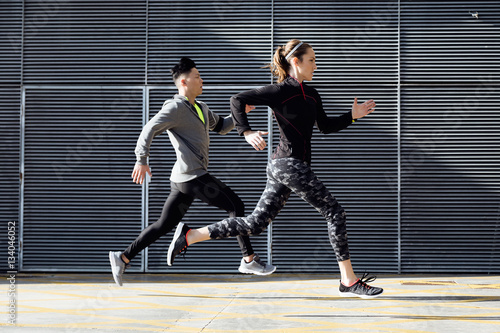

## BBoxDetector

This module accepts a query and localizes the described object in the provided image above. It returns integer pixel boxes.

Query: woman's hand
[244,130,269,151]
[352,98,376,120]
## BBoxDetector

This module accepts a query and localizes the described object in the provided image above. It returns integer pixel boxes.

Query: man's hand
[244,130,269,151]
[352,98,376,120]
[245,105,256,113]
[131,163,152,185]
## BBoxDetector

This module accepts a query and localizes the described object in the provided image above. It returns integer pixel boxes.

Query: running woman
[167,41,383,299]
[109,57,275,286]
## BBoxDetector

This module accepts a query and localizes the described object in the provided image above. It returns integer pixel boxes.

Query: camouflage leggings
[208,158,350,262]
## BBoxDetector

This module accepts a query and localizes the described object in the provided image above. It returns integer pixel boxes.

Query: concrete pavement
[1,273,500,332]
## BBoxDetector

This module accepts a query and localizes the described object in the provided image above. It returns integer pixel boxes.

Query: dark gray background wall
[1,0,499,274]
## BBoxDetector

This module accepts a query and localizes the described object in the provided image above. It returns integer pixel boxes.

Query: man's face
[183,67,203,96]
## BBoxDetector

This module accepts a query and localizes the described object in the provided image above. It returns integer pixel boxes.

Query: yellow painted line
[400,280,458,286]
[467,284,500,289]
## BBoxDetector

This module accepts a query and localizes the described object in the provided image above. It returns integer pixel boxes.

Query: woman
[167,40,383,299]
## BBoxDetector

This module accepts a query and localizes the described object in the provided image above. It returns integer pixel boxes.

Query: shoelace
[356,272,377,289]
[176,227,190,260]
[178,246,187,258]
[176,241,188,260]
[119,263,131,275]
[253,256,263,265]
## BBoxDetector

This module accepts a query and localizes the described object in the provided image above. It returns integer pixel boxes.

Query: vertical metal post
[19,87,25,271]
[397,0,402,275]
[142,0,149,273]
[142,86,149,273]
[18,0,25,271]
[266,0,275,265]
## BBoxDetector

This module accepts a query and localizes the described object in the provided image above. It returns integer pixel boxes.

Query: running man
[109,57,275,286]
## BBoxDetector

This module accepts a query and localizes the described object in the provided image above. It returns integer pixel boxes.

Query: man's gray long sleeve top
[135,94,235,183]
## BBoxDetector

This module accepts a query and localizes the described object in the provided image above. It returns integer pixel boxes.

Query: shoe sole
[167,222,184,266]
[238,265,277,276]
[338,290,383,299]
[108,252,123,287]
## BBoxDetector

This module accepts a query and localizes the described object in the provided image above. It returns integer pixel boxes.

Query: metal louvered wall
[20,0,147,272]
[400,1,500,273]
[22,88,144,271]
[3,1,500,274]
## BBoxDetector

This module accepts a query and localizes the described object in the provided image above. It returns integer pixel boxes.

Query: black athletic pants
[207,158,350,262]
[123,173,253,260]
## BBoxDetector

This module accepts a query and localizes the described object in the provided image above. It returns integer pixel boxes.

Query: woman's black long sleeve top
[230,75,353,164]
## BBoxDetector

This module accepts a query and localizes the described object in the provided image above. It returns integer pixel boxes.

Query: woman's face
[294,47,317,81]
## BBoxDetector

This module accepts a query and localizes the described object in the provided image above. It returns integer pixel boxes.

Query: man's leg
[109,185,193,286]
[180,173,276,274]
[123,186,194,261]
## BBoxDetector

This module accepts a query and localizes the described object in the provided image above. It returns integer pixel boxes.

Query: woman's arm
[316,96,375,134]
[230,84,280,136]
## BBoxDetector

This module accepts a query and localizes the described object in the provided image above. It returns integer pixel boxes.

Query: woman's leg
[186,163,292,245]
[270,159,350,260]
[268,158,357,284]
[269,158,382,297]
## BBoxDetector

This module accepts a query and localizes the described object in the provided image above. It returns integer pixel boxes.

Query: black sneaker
[167,222,190,266]
[339,272,383,299]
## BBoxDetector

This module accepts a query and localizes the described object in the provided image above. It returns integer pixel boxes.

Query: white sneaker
[109,251,129,286]
[238,253,276,276]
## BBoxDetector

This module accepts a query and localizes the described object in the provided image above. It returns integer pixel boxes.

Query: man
[109,57,275,286]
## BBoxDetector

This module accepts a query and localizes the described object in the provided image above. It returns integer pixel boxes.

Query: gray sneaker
[238,253,276,276]
[109,251,130,286]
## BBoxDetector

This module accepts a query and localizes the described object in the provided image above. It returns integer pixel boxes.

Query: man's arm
[132,101,177,184]
[208,110,234,135]
[135,101,177,164]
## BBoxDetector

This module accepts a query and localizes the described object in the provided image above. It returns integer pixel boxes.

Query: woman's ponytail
[266,39,311,83]
[269,46,290,83]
